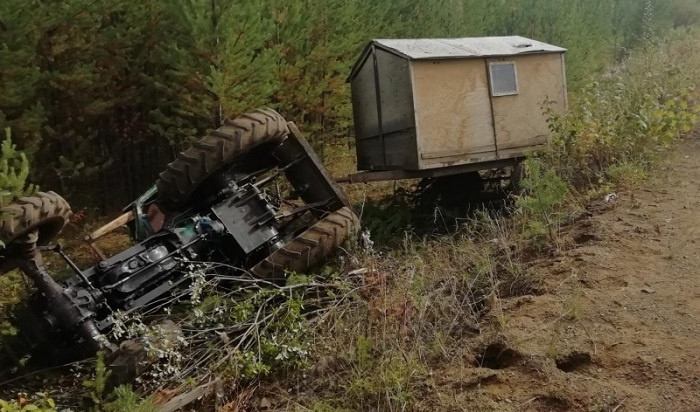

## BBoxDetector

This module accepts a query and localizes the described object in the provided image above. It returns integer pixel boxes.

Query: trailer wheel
[251,207,359,279]
[156,108,290,208]
[0,191,72,273]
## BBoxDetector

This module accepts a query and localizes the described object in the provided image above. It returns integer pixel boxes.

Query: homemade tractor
[0,109,358,366]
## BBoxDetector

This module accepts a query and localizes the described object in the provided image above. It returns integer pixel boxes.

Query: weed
[83,352,111,411]
[545,29,700,190]
[0,393,56,412]
[546,321,563,360]
[346,351,425,411]
[564,285,585,321]
[103,386,156,412]
[83,355,156,412]
[605,162,648,188]
[516,158,569,247]
[358,189,414,245]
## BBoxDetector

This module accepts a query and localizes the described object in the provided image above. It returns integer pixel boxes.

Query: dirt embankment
[443,134,700,411]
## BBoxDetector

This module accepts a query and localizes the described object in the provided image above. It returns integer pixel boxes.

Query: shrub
[545,30,700,189]
[515,158,569,245]
[0,393,56,412]
[0,128,35,207]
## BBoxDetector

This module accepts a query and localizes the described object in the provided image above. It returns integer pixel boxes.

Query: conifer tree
[0,1,45,155]
[0,128,34,207]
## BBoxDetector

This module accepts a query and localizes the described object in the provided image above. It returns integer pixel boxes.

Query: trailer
[341,36,567,185]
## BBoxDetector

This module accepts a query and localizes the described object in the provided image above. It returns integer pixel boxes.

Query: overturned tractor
[0,109,358,369]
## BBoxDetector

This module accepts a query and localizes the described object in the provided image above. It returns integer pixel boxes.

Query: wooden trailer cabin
[348,36,567,174]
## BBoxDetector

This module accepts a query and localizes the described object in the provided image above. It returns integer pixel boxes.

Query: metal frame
[488,61,519,97]
[336,157,522,184]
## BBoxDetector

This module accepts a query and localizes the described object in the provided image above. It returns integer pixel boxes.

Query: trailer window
[489,62,518,96]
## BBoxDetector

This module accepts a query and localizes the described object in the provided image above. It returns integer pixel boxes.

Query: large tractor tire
[251,207,359,279]
[156,108,290,208]
[0,191,72,273]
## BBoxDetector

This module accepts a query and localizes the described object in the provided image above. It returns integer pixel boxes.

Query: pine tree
[0,0,46,156]
[0,128,34,206]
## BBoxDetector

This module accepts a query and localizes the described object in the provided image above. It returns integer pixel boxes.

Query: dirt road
[442,134,700,411]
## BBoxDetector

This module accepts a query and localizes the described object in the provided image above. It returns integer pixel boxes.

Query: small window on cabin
[488,62,519,96]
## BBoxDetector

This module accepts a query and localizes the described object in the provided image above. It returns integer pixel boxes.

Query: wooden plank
[157,381,217,412]
[85,210,134,242]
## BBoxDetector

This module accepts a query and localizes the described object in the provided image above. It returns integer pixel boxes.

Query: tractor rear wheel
[0,191,72,274]
[251,207,359,279]
[156,108,290,209]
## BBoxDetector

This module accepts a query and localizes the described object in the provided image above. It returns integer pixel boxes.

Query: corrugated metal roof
[374,36,565,59]
[348,36,565,81]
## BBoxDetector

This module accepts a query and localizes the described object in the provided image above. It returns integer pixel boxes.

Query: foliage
[346,346,425,410]
[103,261,356,398]
[273,212,532,410]
[0,393,56,412]
[0,129,34,207]
[605,161,647,189]
[83,352,112,410]
[103,386,156,412]
[82,353,157,412]
[545,30,700,189]
[515,158,569,244]
[358,189,414,245]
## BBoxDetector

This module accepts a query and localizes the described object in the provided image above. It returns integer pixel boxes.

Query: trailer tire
[0,191,72,273]
[251,207,359,279]
[156,108,290,208]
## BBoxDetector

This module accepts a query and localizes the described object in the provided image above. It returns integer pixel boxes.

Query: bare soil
[436,134,700,411]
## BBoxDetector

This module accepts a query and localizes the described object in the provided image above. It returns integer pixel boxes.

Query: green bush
[515,158,569,245]
[0,128,35,207]
[0,393,56,412]
[545,30,700,189]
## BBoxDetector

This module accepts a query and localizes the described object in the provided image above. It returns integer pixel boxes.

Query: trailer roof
[348,36,566,81]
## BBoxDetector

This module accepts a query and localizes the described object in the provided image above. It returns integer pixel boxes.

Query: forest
[1,0,698,211]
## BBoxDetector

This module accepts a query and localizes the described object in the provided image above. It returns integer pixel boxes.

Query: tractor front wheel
[0,191,72,274]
